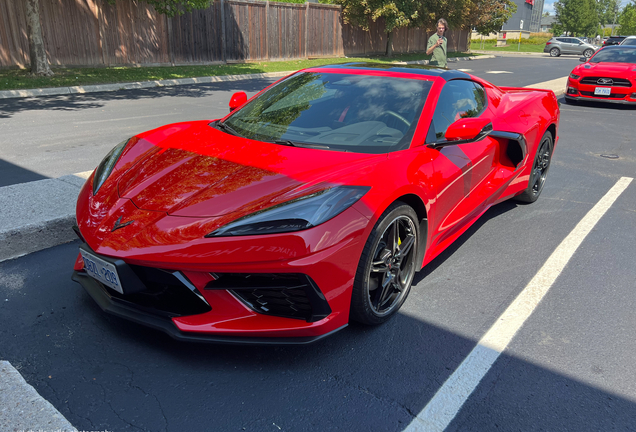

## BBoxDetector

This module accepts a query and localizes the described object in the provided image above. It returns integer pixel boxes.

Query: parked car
[72,63,560,343]
[565,45,636,105]
[603,36,627,46]
[619,36,636,45]
[544,37,597,57]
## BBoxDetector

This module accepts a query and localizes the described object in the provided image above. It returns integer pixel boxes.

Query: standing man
[427,19,448,68]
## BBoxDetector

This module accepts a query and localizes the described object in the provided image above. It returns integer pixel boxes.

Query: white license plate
[80,249,123,294]
[594,87,611,96]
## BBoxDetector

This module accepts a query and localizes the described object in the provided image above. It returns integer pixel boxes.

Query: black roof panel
[310,62,471,81]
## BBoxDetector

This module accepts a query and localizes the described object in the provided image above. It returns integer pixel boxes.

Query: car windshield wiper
[215,121,241,137]
[271,139,330,149]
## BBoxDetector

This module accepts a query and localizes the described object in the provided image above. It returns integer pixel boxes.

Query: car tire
[514,131,554,203]
[350,202,419,325]
[583,49,594,58]
[550,47,560,57]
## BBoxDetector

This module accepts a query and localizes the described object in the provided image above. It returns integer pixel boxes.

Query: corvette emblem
[111,216,134,232]
[597,78,613,85]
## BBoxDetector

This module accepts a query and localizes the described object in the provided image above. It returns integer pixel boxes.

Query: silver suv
[544,37,597,58]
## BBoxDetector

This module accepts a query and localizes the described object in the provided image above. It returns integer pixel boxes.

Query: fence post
[166,15,175,65]
[305,2,309,58]
[265,1,269,60]
[220,0,227,62]
[96,3,108,66]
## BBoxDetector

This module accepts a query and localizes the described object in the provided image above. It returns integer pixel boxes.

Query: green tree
[597,0,620,27]
[554,0,598,36]
[336,0,422,57]
[618,1,636,34]
[470,0,516,37]
[25,0,211,76]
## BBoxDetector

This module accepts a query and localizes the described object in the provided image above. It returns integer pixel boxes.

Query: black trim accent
[489,131,528,167]
[72,271,345,345]
[580,77,631,87]
[206,273,332,323]
[78,243,211,316]
[73,224,85,243]
[564,95,636,105]
[310,62,471,81]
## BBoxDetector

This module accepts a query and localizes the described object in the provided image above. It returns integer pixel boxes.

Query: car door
[559,38,574,54]
[426,80,496,248]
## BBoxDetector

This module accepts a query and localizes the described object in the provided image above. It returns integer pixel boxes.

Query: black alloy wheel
[350,202,419,325]
[515,131,553,203]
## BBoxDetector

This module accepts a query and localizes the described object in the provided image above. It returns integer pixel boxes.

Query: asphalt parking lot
[1,56,635,431]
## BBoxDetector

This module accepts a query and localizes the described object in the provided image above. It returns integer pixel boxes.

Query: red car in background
[72,63,560,344]
[566,45,636,104]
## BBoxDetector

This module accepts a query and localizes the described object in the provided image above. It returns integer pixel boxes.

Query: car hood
[577,62,636,75]
[116,121,384,218]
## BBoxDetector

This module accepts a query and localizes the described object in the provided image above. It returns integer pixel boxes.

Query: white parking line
[485,71,514,74]
[406,176,634,432]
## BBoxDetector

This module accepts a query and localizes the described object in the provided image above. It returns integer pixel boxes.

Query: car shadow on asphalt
[0,79,275,119]
[413,200,519,284]
[2,236,636,431]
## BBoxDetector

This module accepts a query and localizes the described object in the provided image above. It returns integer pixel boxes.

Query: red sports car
[565,45,636,104]
[72,63,560,344]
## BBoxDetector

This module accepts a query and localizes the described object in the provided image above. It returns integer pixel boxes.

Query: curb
[0,71,293,100]
[0,55,492,100]
[0,172,91,262]
[0,361,76,432]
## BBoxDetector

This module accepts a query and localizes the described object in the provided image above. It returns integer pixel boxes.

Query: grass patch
[471,40,547,52]
[0,51,476,91]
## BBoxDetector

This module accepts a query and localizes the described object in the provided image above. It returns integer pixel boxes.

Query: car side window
[556,38,567,43]
[428,80,487,142]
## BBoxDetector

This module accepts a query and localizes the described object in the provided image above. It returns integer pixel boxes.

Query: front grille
[580,77,632,87]
[206,273,332,322]
[580,91,626,99]
[114,265,212,317]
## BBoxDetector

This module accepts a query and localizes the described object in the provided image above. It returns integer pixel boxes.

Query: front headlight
[206,186,370,237]
[569,72,581,80]
[92,139,129,195]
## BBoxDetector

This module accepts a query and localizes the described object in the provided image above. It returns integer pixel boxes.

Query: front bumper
[72,270,346,345]
[565,78,636,104]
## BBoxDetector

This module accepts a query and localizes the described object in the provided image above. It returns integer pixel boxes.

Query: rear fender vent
[490,131,527,168]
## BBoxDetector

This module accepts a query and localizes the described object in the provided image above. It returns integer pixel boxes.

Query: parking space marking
[406,176,633,432]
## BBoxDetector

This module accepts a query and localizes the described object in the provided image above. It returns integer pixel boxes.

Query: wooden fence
[0,0,469,68]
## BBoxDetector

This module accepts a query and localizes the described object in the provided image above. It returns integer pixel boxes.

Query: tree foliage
[596,0,620,27]
[554,0,598,36]
[618,1,636,35]
[335,0,422,56]
[337,0,515,56]
[105,0,211,16]
[470,0,517,37]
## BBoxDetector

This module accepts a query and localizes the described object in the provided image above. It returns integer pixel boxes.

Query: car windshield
[622,38,636,46]
[590,48,636,63]
[220,72,433,154]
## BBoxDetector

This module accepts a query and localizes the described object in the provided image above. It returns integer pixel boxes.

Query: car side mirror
[229,91,247,112]
[579,56,588,62]
[444,117,493,142]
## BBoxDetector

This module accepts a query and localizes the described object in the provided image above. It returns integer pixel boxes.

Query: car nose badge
[112,216,135,232]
